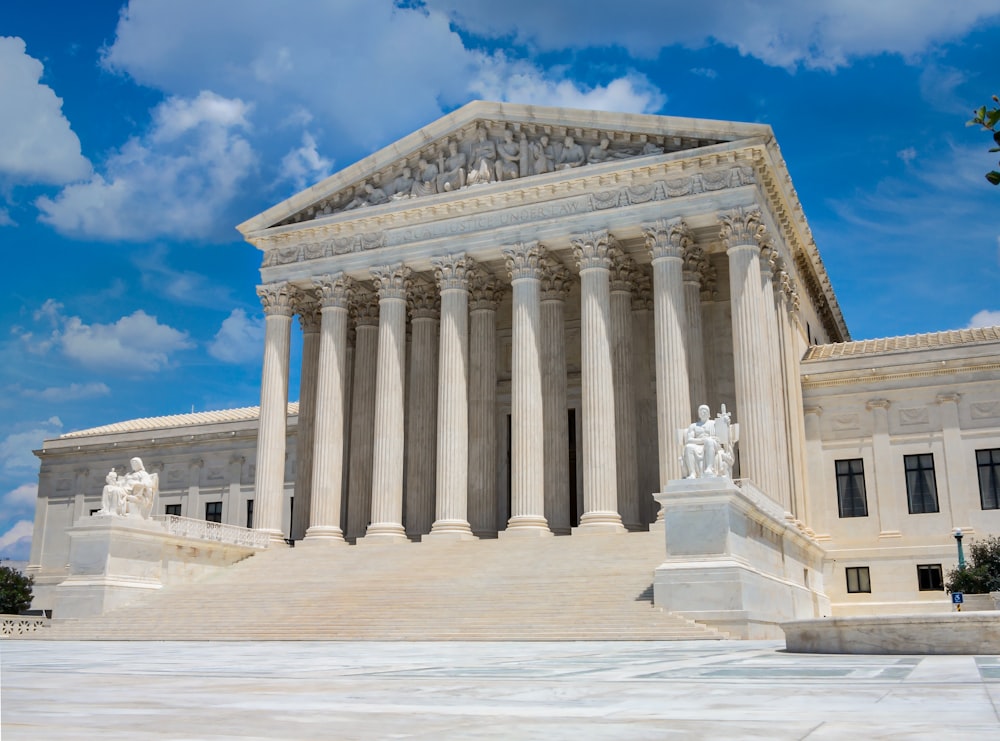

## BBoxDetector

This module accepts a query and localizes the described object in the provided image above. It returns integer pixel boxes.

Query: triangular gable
[237,101,772,236]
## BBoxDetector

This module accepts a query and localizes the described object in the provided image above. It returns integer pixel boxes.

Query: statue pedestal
[51,515,262,621]
[52,515,167,620]
[653,479,829,639]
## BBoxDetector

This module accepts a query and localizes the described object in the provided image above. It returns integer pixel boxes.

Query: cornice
[801,361,1000,390]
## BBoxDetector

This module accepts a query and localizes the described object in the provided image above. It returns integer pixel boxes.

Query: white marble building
[27,103,1000,618]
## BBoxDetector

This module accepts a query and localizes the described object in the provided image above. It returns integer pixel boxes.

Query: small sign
[952,592,964,604]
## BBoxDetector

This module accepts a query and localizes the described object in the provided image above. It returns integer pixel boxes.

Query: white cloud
[0,418,62,476]
[21,382,111,402]
[3,484,37,515]
[0,520,34,560]
[897,147,917,164]
[0,208,15,226]
[208,309,264,364]
[424,0,1000,70]
[470,54,665,114]
[969,310,1000,329]
[15,302,193,373]
[0,37,91,184]
[133,247,236,308]
[35,90,255,241]
[278,132,334,191]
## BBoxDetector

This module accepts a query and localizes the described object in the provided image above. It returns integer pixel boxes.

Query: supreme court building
[28,103,1000,622]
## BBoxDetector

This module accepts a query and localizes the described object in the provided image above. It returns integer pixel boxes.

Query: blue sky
[1,0,999,560]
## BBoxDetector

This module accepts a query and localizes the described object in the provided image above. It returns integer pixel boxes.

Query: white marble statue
[98,457,158,519]
[466,127,496,185]
[679,404,738,480]
[556,136,585,169]
[495,129,520,181]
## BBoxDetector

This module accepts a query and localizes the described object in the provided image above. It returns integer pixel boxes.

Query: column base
[263,530,289,547]
[358,522,408,545]
[500,516,553,537]
[575,511,626,534]
[300,526,347,546]
[424,520,476,541]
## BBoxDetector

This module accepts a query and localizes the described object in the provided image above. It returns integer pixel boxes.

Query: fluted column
[501,241,552,536]
[682,244,708,418]
[291,291,321,540]
[631,270,659,525]
[609,248,640,529]
[720,208,773,494]
[304,273,352,544]
[363,263,410,542]
[760,244,792,510]
[776,266,809,519]
[345,288,379,541]
[404,281,439,538]
[254,282,294,545]
[428,254,475,540]
[571,230,625,533]
[643,219,692,488]
[540,256,573,534]
[468,268,503,536]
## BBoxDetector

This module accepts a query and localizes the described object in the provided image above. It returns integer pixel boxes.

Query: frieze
[260,165,756,269]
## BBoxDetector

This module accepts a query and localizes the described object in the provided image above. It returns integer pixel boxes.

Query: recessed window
[246,499,254,529]
[977,448,1000,510]
[917,564,944,591]
[165,504,181,517]
[904,454,939,514]
[846,566,871,594]
[205,501,222,523]
[835,459,868,518]
[89,508,100,516]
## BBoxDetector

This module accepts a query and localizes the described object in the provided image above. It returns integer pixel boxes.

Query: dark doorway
[568,408,578,527]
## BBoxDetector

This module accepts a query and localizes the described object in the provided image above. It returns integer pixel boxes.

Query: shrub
[945,535,1000,594]
[0,564,34,614]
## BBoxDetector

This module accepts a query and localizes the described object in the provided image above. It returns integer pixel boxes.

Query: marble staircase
[37,531,726,641]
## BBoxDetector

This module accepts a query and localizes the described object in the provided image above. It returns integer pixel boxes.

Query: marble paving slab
[2,640,998,739]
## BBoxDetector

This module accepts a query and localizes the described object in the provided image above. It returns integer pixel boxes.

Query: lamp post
[953,527,966,570]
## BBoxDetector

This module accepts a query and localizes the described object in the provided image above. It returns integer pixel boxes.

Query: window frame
[916,564,944,591]
[977,448,1000,510]
[904,453,939,514]
[835,458,868,518]
[164,504,182,517]
[246,499,254,529]
[845,566,871,594]
[205,501,223,523]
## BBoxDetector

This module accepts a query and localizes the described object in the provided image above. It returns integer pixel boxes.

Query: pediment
[238,101,772,236]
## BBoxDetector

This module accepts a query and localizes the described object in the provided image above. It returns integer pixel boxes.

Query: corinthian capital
[609,249,640,293]
[350,286,380,327]
[539,256,573,300]
[293,288,322,332]
[503,241,544,281]
[407,280,440,320]
[257,282,295,317]
[468,267,505,310]
[643,217,690,261]
[718,206,766,249]
[370,263,411,300]
[313,272,354,309]
[432,253,473,291]
[571,229,614,271]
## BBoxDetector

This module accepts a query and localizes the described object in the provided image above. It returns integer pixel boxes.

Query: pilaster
[867,399,900,538]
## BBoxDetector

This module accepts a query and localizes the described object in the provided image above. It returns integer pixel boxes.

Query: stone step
[33,531,728,641]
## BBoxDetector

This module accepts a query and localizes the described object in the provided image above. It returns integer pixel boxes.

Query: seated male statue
[680,404,737,480]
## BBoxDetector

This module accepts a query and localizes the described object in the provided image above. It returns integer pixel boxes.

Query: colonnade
[252,206,805,545]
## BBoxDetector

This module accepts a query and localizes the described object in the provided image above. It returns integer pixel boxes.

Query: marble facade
[26,103,1000,625]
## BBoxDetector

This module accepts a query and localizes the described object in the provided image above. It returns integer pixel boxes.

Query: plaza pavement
[2,639,999,739]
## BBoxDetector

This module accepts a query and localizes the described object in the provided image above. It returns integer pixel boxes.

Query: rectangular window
[205,501,222,523]
[904,454,939,514]
[845,566,871,594]
[164,504,181,517]
[246,499,254,529]
[977,448,1000,510]
[90,508,100,516]
[917,564,944,591]
[835,459,868,518]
